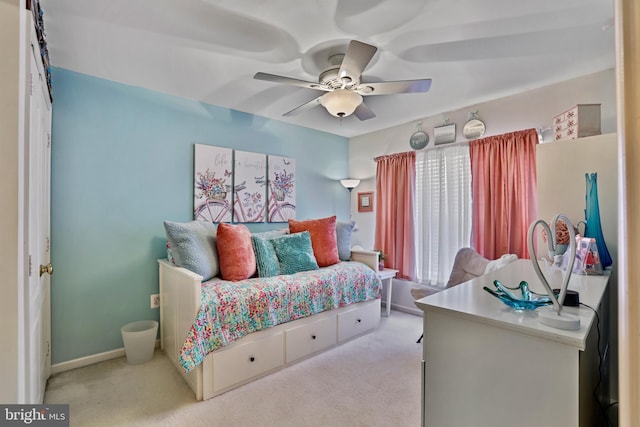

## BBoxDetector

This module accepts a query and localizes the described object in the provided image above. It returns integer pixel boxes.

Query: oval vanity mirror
[463,119,486,140]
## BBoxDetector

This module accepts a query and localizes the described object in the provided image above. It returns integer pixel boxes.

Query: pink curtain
[469,128,538,259]
[374,152,416,280]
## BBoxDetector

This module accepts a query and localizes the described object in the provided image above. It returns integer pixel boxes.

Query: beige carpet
[45,310,423,427]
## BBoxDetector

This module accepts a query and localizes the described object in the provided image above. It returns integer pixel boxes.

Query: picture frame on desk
[358,191,374,212]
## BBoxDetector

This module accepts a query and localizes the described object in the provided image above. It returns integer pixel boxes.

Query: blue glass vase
[584,173,612,268]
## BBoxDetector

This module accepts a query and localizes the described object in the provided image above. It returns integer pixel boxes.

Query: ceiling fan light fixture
[320,89,363,118]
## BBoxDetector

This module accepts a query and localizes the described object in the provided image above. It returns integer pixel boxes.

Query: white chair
[411,248,492,343]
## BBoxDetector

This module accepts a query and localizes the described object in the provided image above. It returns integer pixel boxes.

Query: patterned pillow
[166,242,175,264]
[288,216,339,267]
[163,220,219,281]
[336,221,356,261]
[270,231,319,275]
[251,235,280,277]
[216,223,256,281]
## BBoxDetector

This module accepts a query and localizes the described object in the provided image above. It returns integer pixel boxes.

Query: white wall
[348,69,616,313]
[0,0,24,403]
[537,133,618,403]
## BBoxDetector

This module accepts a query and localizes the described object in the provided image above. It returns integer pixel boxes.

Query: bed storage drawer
[337,299,380,342]
[211,331,284,393]
[285,313,337,363]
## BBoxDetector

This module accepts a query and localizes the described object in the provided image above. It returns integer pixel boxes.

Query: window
[415,144,472,287]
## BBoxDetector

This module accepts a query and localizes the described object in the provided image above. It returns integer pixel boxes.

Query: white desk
[416,259,609,427]
[377,269,398,317]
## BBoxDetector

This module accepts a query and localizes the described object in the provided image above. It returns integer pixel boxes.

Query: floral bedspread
[179,261,381,372]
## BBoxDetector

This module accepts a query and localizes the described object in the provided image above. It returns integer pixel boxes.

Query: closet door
[26,26,52,403]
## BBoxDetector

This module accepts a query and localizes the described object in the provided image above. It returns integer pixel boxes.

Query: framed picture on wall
[358,191,374,212]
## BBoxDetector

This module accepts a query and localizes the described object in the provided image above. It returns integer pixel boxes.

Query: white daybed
[159,249,380,401]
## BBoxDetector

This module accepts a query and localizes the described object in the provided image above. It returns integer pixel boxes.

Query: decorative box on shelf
[553,104,601,141]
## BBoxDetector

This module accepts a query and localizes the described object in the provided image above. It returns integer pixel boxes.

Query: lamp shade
[340,179,360,191]
[320,90,363,118]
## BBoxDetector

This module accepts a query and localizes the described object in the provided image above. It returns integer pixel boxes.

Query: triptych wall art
[193,144,296,223]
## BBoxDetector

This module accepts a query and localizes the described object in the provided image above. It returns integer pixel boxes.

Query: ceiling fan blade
[254,72,330,92]
[282,96,323,117]
[353,102,376,121]
[356,79,432,95]
[338,40,378,83]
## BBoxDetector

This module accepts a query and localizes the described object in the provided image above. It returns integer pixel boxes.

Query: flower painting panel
[194,144,233,223]
[233,151,267,222]
[268,155,296,223]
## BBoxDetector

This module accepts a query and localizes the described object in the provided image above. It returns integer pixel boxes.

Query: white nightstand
[377,269,399,317]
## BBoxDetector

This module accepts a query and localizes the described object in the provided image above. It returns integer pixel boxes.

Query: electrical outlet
[150,294,160,309]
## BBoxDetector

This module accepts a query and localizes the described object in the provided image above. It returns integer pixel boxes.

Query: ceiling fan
[253,40,432,121]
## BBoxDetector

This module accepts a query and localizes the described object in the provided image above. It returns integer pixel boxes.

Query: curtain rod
[372,140,470,161]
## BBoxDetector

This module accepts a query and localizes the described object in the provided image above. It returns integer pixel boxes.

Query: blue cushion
[271,231,319,275]
[251,236,280,277]
[336,221,355,261]
[163,220,219,281]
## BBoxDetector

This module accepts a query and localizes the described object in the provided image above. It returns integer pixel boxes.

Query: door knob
[39,263,53,276]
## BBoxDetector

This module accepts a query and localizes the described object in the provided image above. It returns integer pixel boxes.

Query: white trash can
[121,320,158,364]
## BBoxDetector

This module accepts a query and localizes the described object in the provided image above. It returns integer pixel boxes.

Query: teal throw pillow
[271,231,319,275]
[336,221,355,261]
[251,235,280,277]
[163,220,219,281]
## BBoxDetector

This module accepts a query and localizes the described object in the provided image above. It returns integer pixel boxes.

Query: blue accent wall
[50,68,349,364]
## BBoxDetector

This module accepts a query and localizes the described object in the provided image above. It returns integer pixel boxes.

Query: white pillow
[484,254,518,274]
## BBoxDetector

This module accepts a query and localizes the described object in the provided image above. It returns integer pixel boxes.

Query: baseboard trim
[51,348,125,374]
[390,303,423,316]
[51,339,161,374]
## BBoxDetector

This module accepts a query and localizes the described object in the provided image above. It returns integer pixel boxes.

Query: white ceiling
[41,0,615,138]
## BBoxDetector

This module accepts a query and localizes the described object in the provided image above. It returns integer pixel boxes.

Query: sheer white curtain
[415,144,472,287]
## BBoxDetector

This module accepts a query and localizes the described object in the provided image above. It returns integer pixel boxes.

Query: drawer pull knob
[249,356,255,362]
[311,334,316,340]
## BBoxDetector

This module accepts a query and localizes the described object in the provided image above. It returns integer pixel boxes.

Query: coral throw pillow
[216,223,256,281]
[288,216,339,267]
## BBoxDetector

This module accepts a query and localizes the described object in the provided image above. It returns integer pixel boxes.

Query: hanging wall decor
[409,121,429,150]
[194,144,233,223]
[194,145,297,224]
[463,111,486,140]
[434,115,456,145]
[358,191,374,212]
[233,151,267,222]
[267,155,297,222]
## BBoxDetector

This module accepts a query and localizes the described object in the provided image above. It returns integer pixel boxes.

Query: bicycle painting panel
[268,155,296,223]
[233,151,267,222]
[194,144,233,223]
